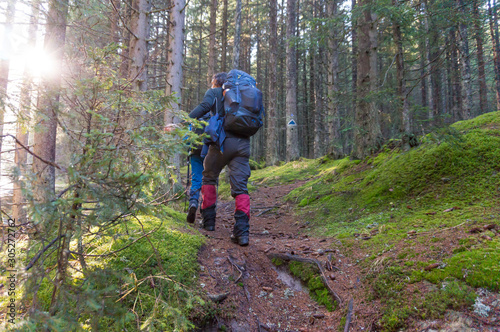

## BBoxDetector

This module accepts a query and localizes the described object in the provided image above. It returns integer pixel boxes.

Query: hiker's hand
[164,124,179,132]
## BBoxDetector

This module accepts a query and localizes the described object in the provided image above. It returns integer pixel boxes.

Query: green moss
[423,239,500,291]
[377,305,411,332]
[250,157,351,187]
[419,281,476,319]
[249,159,265,170]
[338,316,346,331]
[272,258,285,267]
[377,276,475,331]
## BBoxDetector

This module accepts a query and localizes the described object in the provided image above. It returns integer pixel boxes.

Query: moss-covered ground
[1,207,207,331]
[249,111,500,331]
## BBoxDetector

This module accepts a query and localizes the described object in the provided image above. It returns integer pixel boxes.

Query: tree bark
[351,0,358,101]
[266,0,278,166]
[165,0,185,180]
[221,0,228,72]
[14,0,40,223]
[449,28,462,122]
[458,0,472,120]
[392,0,411,151]
[327,0,341,157]
[473,0,488,114]
[0,0,16,212]
[313,0,324,158]
[425,0,442,124]
[308,38,316,159]
[419,2,427,110]
[33,0,69,201]
[354,0,382,159]
[207,0,218,85]
[129,0,150,91]
[488,0,500,110]
[232,0,242,69]
[286,0,299,161]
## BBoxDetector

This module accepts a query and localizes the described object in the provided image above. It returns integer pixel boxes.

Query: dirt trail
[195,182,376,331]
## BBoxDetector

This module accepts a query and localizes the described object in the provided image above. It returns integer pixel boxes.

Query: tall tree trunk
[207,0,218,85]
[297,0,308,157]
[423,0,434,122]
[232,0,242,69]
[286,0,299,161]
[278,0,287,160]
[243,0,251,74]
[426,0,442,124]
[488,0,500,110]
[313,0,324,158]
[33,0,69,314]
[308,41,316,159]
[14,0,40,223]
[392,0,410,151]
[165,0,185,180]
[120,4,132,79]
[129,0,150,91]
[110,0,121,44]
[221,0,228,72]
[450,28,462,122]
[473,0,488,114]
[197,18,203,98]
[252,10,264,161]
[0,0,16,213]
[458,0,472,119]
[350,0,358,155]
[419,2,427,109]
[354,0,382,159]
[327,0,341,157]
[266,0,278,165]
[33,0,69,201]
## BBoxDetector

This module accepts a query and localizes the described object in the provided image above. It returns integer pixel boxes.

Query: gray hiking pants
[202,137,251,198]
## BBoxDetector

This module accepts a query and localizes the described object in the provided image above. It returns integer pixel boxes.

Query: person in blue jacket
[186,72,227,223]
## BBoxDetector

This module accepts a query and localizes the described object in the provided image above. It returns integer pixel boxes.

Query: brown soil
[194,181,377,331]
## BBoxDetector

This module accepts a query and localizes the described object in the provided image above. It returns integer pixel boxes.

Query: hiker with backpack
[186,72,227,224]
[199,69,264,246]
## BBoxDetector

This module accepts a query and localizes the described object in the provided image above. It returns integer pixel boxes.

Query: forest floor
[192,180,500,332]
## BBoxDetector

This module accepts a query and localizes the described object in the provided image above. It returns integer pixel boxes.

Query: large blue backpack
[222,69,264,137]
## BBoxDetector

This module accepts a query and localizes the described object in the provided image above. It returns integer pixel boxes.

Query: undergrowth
[1,208,206,331]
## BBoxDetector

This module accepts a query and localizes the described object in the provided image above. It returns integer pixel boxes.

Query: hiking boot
[230,234,249,246]
[186,203,197,224]
[203,225,215,231]
[201,205,216,231]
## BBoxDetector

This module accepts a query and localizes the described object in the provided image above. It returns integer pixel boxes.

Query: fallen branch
[228,255,245,282]
[344,299,353,332]
[267,253,342,306]
[256,208,274,217]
